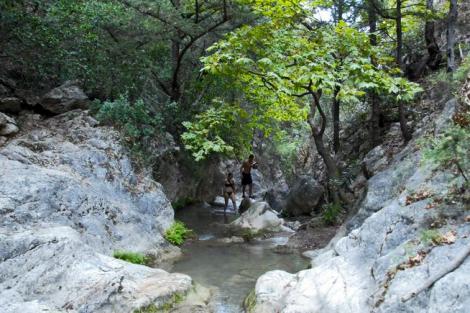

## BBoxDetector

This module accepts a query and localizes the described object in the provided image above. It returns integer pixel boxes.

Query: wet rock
[40,81,89,114]
[0,97,23,113]
[239,197,252,213]
[0,112,19,136]
[230,201,289,234]
[284,176,324,216]
[171,283,213,313]
[217,236,244,244]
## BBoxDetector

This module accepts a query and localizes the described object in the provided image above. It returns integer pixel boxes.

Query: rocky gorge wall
[0,105,197,312]
[247,77,470,313]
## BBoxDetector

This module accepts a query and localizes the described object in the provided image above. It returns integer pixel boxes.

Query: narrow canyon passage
[170,204,308,312]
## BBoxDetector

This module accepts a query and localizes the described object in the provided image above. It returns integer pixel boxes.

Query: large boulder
[230,201,288,234]
[0,110,174,253]
[40,81,89,114]
[0,110,181,312]
[284,176,324,216]
[0,226,193,313]
[0,112,19,136]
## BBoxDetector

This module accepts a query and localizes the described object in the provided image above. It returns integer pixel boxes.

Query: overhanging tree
[188,0,421,206]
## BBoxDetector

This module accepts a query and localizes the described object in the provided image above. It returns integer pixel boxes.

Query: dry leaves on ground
[405,190,433,206]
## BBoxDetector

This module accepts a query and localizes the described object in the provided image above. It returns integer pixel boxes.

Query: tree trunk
[170,38,182,101]
[332,0,344,154]
[332,86,340,154]
[425,0,442,70]
[395,0,411,142]
[396,0,403,69]
[308,94,341,205]
[334,0,345,23]
[368,0,381,148]
[447,0,458,72]
[313,131,341,205]
[399,101,412,142]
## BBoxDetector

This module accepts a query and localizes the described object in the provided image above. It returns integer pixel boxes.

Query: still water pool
[169,204,308,313]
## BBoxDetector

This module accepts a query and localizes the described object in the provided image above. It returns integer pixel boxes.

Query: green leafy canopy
[183,0,421,160]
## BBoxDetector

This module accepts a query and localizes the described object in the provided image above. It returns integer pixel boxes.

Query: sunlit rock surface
[230,201,291,234]
[250,99,470,313]
[0,110,187,312]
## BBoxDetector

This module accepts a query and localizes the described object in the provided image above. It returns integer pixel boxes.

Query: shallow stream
[169,204,308,313]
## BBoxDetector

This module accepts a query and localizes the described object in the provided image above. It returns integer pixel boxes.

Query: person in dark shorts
[240,154,257,198]
[223,172,237,213]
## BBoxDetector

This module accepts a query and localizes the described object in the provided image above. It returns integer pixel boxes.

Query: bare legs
[224,192,238,213]
[242,184,253,198]
[224,192,229,212]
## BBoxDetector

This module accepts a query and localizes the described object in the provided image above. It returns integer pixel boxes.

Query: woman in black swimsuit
[223,173,237,213]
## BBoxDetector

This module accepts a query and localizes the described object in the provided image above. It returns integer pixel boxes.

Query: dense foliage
[1,0,467,209]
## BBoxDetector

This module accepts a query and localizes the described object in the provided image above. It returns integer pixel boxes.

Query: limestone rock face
[284,176,324,216]
[0,110,182,312]
[0,227,192,313]
[0,112,19,136]
[250,98,470,313]
[41,81,89,114]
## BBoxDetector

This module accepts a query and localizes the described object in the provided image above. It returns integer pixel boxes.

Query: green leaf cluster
[322,202,342,225]
[193,1,421,161]
[93,95,164,162]
[181,101,253,161]
[164,221,193,246]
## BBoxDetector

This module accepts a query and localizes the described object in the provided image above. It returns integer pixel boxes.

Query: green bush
[164,221,193,246]
[95,95,163,141]
[93,95,165,165]
[422,111,469,185]
[113,251,149,265]
[181,101,253,161]
[322,202,342,225]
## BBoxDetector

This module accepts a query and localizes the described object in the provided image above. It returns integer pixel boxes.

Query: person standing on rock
[224,172,238,213]
[241,154,257,198]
